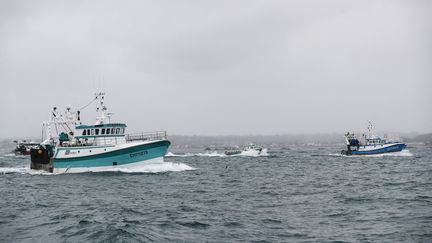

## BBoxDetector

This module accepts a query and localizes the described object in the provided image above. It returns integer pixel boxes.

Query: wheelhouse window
[106,128,110,135]
[87,129,90,135]
[82,130,86,135]
[101,128,105,135]
[116,128,120,134]
[111,128,115,134]
[121,128,125,134]
[91,129,94,135]
[95,129,99,135]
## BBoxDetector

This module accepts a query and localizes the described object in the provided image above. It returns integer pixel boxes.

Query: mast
[95,92,112,125]
[367,120,374,139]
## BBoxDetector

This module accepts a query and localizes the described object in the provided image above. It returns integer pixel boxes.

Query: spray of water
[328,149,413,157]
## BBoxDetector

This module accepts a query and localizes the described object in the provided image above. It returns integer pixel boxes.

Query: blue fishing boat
[341,121,406,156]
[30,92,170,173]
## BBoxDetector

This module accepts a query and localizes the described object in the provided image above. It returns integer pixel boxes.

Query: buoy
[38,150,43,155]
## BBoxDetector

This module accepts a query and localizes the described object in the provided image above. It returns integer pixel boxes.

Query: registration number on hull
[129,151,148,158]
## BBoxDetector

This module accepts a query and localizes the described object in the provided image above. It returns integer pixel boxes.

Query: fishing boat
[224,143,266,156]
[13,140,40,155]
[224,148,242,156]
[341,121,406,156]
[30,92,170,173]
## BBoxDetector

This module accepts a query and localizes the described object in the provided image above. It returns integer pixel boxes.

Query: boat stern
[30,145,54,172]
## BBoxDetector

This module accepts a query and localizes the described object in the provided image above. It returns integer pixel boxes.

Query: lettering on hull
[129,151,148,158]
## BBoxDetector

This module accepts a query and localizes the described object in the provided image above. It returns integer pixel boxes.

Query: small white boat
[30,92,170,173]
[225,144,267,156]
[341,121,406,156]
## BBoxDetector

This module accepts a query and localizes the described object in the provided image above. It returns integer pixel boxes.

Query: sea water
[0,144,431,242]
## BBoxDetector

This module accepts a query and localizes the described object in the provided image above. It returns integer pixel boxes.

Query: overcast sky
[0,0,431,138]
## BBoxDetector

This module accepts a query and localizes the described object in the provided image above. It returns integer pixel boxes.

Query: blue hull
[53,140,170,169]
[343,143,406,155]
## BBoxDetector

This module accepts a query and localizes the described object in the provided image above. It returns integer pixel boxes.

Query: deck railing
[125,131,167,142]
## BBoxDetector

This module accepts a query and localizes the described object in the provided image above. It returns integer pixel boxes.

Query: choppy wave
[0,162,195,175]
[0,145,429,243]
[0,154,29,161]
[328,149,413,157]
[0,167,52,175]
[166,149,269,157]
[2,153,28,158]
[103,162,195,173]
[166,151,226,157]
[3,153,17,157]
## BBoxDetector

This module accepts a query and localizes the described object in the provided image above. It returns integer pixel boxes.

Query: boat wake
[3,153,17,157]
[328,149,413,157]
[0,162,195,175]
[166,150,269,157]
[0,167,53,175]
[166,151,227,157]
[1,153,28,159]
[104,162,196,173]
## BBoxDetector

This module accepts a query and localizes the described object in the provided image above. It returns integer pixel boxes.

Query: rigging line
[54,123,59,137]
[41,124,44,142]
[64,123,72,133]
[59,123,72,134]
[77,97,97,111]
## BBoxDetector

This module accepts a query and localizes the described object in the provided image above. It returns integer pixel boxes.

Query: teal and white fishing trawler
[341,121,406,156]
[30,92,170,173]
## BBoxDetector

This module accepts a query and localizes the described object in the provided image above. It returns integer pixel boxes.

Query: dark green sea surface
[0,144,431,242]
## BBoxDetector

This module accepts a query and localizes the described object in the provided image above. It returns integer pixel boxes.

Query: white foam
[165,152,198,157]
[329,149,413,157]
[260,148,269,156]
[0,167,52,175]
[166,150,269,157]
[3,153,19,157]
[166,151,227,157]
[113,162,195,173]
[197,151,227,157]
[0,162,195,175]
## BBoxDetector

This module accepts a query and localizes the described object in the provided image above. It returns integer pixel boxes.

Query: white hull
[239,148,268,156]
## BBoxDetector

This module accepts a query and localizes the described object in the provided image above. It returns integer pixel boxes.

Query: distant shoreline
[3,133,431,148]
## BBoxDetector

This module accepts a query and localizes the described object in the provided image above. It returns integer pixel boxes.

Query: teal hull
[53,140,170,169]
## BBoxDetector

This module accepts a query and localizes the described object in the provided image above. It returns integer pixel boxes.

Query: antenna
[367,120,373,132]
[366,120,374,139]
[95,91,110,125]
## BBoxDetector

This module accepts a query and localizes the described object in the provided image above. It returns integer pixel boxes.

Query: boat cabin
[58,123,127,147]
[76,123,126,138]
[366,137,386,146]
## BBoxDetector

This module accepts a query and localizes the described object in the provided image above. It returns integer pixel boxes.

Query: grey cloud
[1,0,431,138]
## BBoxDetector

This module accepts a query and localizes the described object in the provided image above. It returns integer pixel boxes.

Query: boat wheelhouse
[30,92,170,173]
